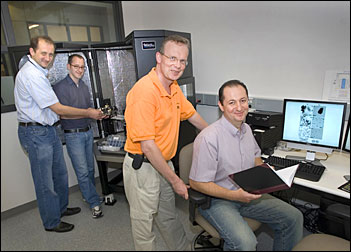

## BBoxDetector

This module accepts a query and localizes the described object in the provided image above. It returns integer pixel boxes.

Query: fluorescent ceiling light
[28,24,40,30]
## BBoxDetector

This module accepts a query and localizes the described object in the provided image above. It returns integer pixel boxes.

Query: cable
[273,189,321,233]
[292,201,321,233]
[318,153,329,161]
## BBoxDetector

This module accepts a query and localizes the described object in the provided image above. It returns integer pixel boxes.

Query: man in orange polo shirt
[123,35,208,251]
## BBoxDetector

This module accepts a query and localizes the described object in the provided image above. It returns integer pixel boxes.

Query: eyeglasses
[160,53,188,67]
[70,64,86,70]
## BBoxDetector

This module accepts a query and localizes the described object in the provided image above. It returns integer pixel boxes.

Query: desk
[93,141,126,203]
[93,141,350,203]
[269,149,350,238]
[268,149,350,202]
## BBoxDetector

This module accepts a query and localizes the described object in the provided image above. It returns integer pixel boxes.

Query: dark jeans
[18,125,68,229]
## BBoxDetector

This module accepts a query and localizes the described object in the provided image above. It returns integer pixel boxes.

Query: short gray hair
[159,35,190,54]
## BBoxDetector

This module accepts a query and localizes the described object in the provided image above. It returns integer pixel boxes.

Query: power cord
[277,189,321,233]
[292,201,321,233]
[271,189,322,233]
[318,153,329,161]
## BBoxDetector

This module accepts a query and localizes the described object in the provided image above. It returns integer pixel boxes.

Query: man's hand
[232,188,261,203]
[87,108,107,120]
[171,178,190,200]
[141,139,191,200]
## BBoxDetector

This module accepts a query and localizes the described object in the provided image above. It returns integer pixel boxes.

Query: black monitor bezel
[282,99,347,150]
[342,115,350,152]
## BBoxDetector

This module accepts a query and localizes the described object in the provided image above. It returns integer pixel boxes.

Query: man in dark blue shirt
[53,54,103,219]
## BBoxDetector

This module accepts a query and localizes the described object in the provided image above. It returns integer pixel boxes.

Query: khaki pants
[123,154,188,251]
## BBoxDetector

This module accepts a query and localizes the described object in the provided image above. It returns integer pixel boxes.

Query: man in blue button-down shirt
[53,54,103,219]
[14,36,105,233]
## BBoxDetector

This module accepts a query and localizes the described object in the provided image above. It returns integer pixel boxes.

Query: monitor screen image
[282,99,347,162]
[342,116,350,152]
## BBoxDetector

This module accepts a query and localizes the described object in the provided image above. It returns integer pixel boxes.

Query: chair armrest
[188,188,211,224]
[189,188,211,207]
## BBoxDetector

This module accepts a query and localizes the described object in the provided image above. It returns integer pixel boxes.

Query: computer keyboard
[264,155,326,182]
[264,156,300,168]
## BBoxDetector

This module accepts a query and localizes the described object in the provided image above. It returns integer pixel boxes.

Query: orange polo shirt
[124,68,196,160]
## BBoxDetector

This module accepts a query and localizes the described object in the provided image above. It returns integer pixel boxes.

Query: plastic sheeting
[96,49,136,113]
[96,49,136,133]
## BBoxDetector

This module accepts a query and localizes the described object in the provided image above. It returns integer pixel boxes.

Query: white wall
[1,112,35,212]
[122,1,350,99]
[1,111,100,212]
[197,104,221,124]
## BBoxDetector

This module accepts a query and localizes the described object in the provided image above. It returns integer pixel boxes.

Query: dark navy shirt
[53,74,92,130]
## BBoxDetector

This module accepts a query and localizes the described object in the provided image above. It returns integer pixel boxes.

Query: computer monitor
[282,99,347,165]
[342,116,350,152]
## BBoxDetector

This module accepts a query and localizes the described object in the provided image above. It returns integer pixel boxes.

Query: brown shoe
[45,221,74,232]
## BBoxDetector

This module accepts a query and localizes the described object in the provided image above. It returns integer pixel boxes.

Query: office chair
[179,142,262,250]
[292,233,350,251]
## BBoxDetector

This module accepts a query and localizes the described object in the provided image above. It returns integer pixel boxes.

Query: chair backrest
[179,142,194,185]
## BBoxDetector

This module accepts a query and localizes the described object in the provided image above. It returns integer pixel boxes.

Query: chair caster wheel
[104,194,117,205]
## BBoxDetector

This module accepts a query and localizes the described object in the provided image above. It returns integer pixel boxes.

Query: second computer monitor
[342,115,350,152]
[282,99,347,163]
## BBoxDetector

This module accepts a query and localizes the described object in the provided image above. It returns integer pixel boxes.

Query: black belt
[64,126,90,133]
[19,121,60,127]
[128,152,150,163]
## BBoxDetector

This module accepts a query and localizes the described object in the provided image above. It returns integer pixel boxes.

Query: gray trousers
[123,154,188,251]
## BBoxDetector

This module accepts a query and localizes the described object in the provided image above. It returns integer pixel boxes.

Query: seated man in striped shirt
[189,80,303,251]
